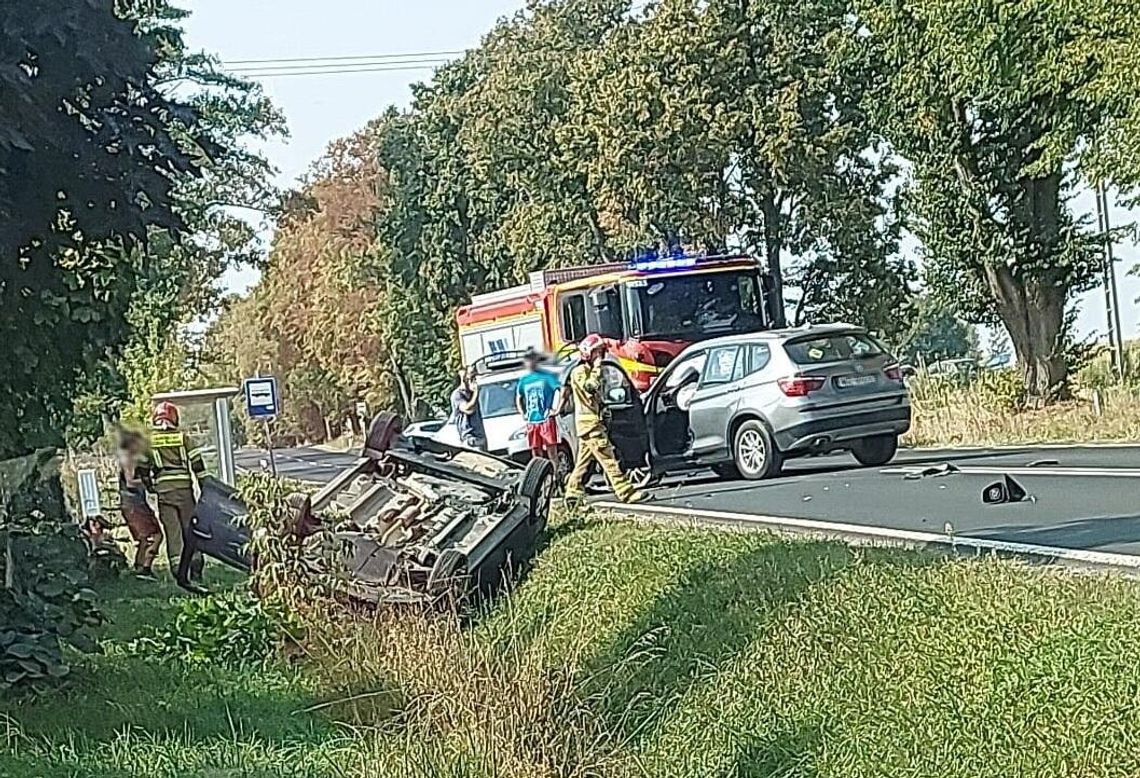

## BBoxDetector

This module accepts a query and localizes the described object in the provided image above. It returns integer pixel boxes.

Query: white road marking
[883,465,1140,479]
[593,501,1140,569]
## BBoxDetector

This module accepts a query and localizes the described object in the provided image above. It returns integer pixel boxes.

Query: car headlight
[509,427,526,442]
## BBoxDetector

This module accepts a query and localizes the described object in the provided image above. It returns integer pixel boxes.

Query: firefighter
[117,429,162,580]
[564,334,649,504]
[142,401,207,593]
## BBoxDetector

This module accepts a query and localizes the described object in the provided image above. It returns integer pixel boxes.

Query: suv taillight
[884,364,902,382]
[777,375,826,397]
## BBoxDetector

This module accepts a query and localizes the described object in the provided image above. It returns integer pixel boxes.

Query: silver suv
[563,324,910,481]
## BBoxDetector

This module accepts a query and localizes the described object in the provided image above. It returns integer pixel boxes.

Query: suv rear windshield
[784,333,885,365]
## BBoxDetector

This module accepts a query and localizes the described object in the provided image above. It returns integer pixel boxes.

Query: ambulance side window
[562,295,587,343]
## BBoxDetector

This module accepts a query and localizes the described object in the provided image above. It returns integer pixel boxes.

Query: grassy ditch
[4,514,1140,777]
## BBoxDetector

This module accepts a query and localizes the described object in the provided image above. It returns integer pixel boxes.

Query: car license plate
[837,374,875,388]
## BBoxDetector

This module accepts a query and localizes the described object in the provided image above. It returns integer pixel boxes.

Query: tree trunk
[760,193,787,328]
[985,264,1067,402]
[387,351,417,420]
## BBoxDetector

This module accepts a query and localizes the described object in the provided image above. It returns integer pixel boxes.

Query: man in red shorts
[515,348,564,467]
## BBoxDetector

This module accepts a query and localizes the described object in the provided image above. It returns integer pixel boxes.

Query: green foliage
[208,0,917,432]
[66,2,287,446]
[0,1,209,459]
[972,368,1027,414]
[9,515,1140,775]
[0,514,101,692]
[129,588,299,668]
[856,0,1111,398]
[237,473,328,612]
[895,296,979,364]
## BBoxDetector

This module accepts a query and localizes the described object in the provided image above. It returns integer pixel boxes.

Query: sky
[181,0,1138,346]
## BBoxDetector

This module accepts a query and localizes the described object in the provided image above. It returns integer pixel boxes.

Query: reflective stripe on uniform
[151,431,185,449]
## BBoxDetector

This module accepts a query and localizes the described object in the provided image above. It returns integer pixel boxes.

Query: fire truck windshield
[624,270,765,341]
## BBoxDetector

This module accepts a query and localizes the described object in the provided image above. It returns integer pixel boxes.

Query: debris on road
[904,462,961,480]
[982,475,1029,505]
[1026,459,1060,468]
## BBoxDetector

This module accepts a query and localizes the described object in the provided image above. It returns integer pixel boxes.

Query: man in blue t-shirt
[515,349,563,464]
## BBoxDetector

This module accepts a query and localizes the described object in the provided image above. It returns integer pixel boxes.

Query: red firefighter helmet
[152,401,180,429]
[578,333,607,360]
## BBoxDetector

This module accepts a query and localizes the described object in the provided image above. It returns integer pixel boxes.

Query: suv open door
[559,359,649,472]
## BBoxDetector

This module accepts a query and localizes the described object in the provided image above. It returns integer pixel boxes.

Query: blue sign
[244,376,280,419]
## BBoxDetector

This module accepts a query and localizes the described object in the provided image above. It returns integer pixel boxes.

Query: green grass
[5,515,1140,776]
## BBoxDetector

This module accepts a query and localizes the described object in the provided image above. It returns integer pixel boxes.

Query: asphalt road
[236,443,1140,560]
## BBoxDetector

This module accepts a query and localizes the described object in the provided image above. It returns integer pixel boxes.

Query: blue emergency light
[629,247,703,272]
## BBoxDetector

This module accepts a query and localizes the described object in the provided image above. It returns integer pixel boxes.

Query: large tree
[79,2,287,437]
[856,0,1115,399]
[0,0,205,458]
[569,0,912,329]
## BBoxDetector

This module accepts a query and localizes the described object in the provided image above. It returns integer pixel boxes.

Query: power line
[227,57,453,75]
[224,49,466,67]
[233,64,441,79]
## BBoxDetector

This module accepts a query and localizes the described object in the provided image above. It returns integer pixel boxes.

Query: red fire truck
[456,253,779,390]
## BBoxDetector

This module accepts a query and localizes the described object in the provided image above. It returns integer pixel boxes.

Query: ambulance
[456,252,780,390]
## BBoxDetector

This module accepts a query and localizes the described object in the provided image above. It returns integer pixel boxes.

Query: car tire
[712,462,740,480]
[428,548,468,600]
[555,444,574,482]
[519,457,554,536]
[851,434,899,467]
[364,412,403,458]
[732,419,783,481]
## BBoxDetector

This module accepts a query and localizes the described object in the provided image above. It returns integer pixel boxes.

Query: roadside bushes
[0,451,101,693]
[129,588,300,668]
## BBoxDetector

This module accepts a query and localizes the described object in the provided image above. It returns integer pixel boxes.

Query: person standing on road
[141,401,207,594]
[450,367,488,450]
[564,334,648,504]
[516,349,563,467]
[117,429,162,580]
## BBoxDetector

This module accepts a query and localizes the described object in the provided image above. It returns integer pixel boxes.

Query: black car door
[561,358,650,470]
[597,361,650,469]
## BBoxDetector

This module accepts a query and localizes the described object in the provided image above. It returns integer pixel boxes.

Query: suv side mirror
[607,386,630,405]
[901,364,917,378]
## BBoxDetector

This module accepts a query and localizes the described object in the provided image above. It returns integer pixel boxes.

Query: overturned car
[189,412,555,604]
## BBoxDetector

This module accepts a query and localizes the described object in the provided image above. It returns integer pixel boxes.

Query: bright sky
[181,0,1137,344]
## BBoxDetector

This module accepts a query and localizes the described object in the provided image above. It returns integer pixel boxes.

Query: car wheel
[732,420,783,481]
[364,412,403,458]
[555,444,573,484]
[519,457,554,535]
[428,548,468,600]
[851,434,899,467]
[712,462,740,480]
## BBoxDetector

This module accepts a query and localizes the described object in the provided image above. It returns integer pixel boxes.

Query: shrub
[237,472,334,615]
[130,588,301,667]
[0,512,101,692]
[972,367,1026,413]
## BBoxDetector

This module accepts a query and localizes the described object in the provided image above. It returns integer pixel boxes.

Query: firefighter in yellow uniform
[142,401,207,593]
[564,334,648,503]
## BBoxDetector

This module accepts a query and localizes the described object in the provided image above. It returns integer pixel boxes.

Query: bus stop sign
[244,377,279,419]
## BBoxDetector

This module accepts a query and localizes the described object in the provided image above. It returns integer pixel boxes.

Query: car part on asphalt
[903,462,961,480]
[191,412,555,605]
[982,475,1029,505]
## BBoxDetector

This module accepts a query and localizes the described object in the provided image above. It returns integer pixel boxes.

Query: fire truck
[456,253,780,390]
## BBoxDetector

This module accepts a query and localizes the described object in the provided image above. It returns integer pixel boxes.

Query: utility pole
[1094,181,1126,377]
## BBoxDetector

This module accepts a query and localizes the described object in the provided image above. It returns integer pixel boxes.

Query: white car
[429,354,574,474]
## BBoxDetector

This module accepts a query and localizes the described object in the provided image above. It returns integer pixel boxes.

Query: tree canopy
[0,0,210,457]
[203,0,1140,436]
